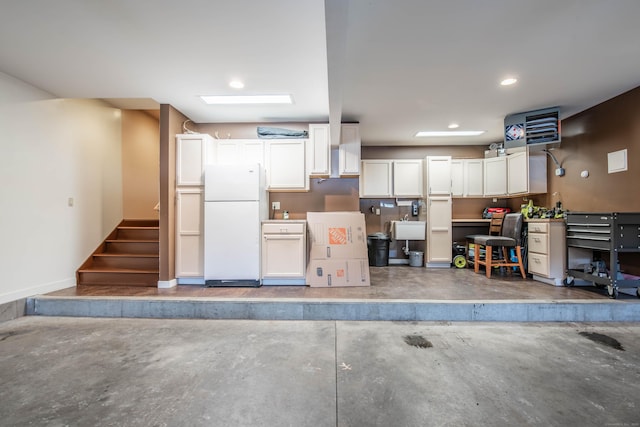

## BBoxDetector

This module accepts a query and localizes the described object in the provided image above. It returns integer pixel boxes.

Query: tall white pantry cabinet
[175,133,215,279]
[425,156,452,267]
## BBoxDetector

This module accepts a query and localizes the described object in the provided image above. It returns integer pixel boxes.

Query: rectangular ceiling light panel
[201,94,293,105]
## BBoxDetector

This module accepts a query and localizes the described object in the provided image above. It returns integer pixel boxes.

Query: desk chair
[473,213,526,279]
[464,213,505,267]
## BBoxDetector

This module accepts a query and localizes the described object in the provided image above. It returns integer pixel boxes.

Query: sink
[391,220,426,240]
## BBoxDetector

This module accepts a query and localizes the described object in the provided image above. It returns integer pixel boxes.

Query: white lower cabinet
[175,189,204,278]
[261,221,307,285]
[527,220,566,286]
[426,196,452,267]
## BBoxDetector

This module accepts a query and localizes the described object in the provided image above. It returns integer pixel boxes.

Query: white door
[483,156,507,196]
[175,190,203,277]
[262,235,305,278]
[427,197,452,264]
[507,151,528,194]
[204,164,261,201]
[339,124,361,175]
[176,135,206,186]
[360,160,392,197]
[450,160,464,196]
[426,156,452,195]
[266,139,307,190]
[465,159,484,196]
[393,160,423,197]
[204,201,260,280]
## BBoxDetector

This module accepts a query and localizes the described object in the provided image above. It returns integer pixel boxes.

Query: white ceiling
[1,0,640,147]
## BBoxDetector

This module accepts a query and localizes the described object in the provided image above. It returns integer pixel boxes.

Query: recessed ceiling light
[500,77,518,86]
[201,94,293,104]
[415,130,486,137]
[448,123,459,129]
[229,80,245,89]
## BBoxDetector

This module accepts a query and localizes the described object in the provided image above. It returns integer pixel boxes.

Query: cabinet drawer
[528,222,548,233]
[262,223,305,234]
[528,253,550,276]
[528,233,549,254]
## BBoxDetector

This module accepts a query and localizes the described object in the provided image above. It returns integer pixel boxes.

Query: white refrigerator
[204,163,267,286]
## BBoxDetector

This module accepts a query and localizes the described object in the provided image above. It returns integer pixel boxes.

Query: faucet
[403,214,409,221]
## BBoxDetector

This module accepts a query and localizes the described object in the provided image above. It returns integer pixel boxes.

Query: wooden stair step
[91,254,159,269]
[77,271,159,287]
[116,227,159,240]
[79,267,159,274]
[77,219,160,287]
[104,240,159,255]
[120,219,159,227]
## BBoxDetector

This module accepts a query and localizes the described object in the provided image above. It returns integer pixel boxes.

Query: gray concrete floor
[1,317,639,427]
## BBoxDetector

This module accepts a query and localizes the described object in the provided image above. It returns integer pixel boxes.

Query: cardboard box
[306,258,371,287]
[307,212,368,260]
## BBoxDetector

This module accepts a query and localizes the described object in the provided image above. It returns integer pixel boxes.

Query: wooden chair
[464,212,505,267]
[473,213,526,279]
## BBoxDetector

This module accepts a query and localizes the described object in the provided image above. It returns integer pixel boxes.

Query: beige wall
[122,110,159,219]
[0,72,123,302]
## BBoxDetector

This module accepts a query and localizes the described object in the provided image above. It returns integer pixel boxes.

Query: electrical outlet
[271,201,280,210]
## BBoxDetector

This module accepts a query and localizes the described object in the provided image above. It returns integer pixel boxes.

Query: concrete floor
[1,317,639,426]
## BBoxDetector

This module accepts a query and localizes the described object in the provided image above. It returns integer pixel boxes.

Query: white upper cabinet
[339,124,361,176]
[308,124,331,176]
[483,156,507,196]
[393,160,423,197]
[360,160,392,197]
[425,156,452,196]
[265,139,308,191]
[453,158,484,197]
[215,139,264,166]
[507,148,547,195]
[360,159,423,198]
[176,133,215,186]
[465,159,484,197]
[451,159,464,197]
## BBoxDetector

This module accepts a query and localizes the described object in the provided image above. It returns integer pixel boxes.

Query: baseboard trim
[0,278,75,305]
[158,279,177,289]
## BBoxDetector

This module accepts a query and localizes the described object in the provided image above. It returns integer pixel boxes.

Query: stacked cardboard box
[306,212,371,287]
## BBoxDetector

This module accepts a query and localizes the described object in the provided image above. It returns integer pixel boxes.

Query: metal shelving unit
[565,212,640,298]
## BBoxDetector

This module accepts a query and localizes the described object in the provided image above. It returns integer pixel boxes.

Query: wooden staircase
[76,219,159,287]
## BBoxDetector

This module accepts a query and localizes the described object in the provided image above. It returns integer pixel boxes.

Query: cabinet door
[262,235,306,278]
[360,160,392,197]
[241,140,265,166]
[177,134,212,186]
[483,156,507,196]
[214,140,241,164]
[265,139,307,190]
[308,124,331,176]
[450,160,464,197]
[215,139,264,166]
[465,159,484,196]
[175,190,203,277]
[426,196,452,264]
[393,160,423,197]
[507,151,528,195]
[339,124,361,175]
[426,156,451,195]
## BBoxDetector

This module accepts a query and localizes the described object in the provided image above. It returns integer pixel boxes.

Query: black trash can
[367,232,390,266]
